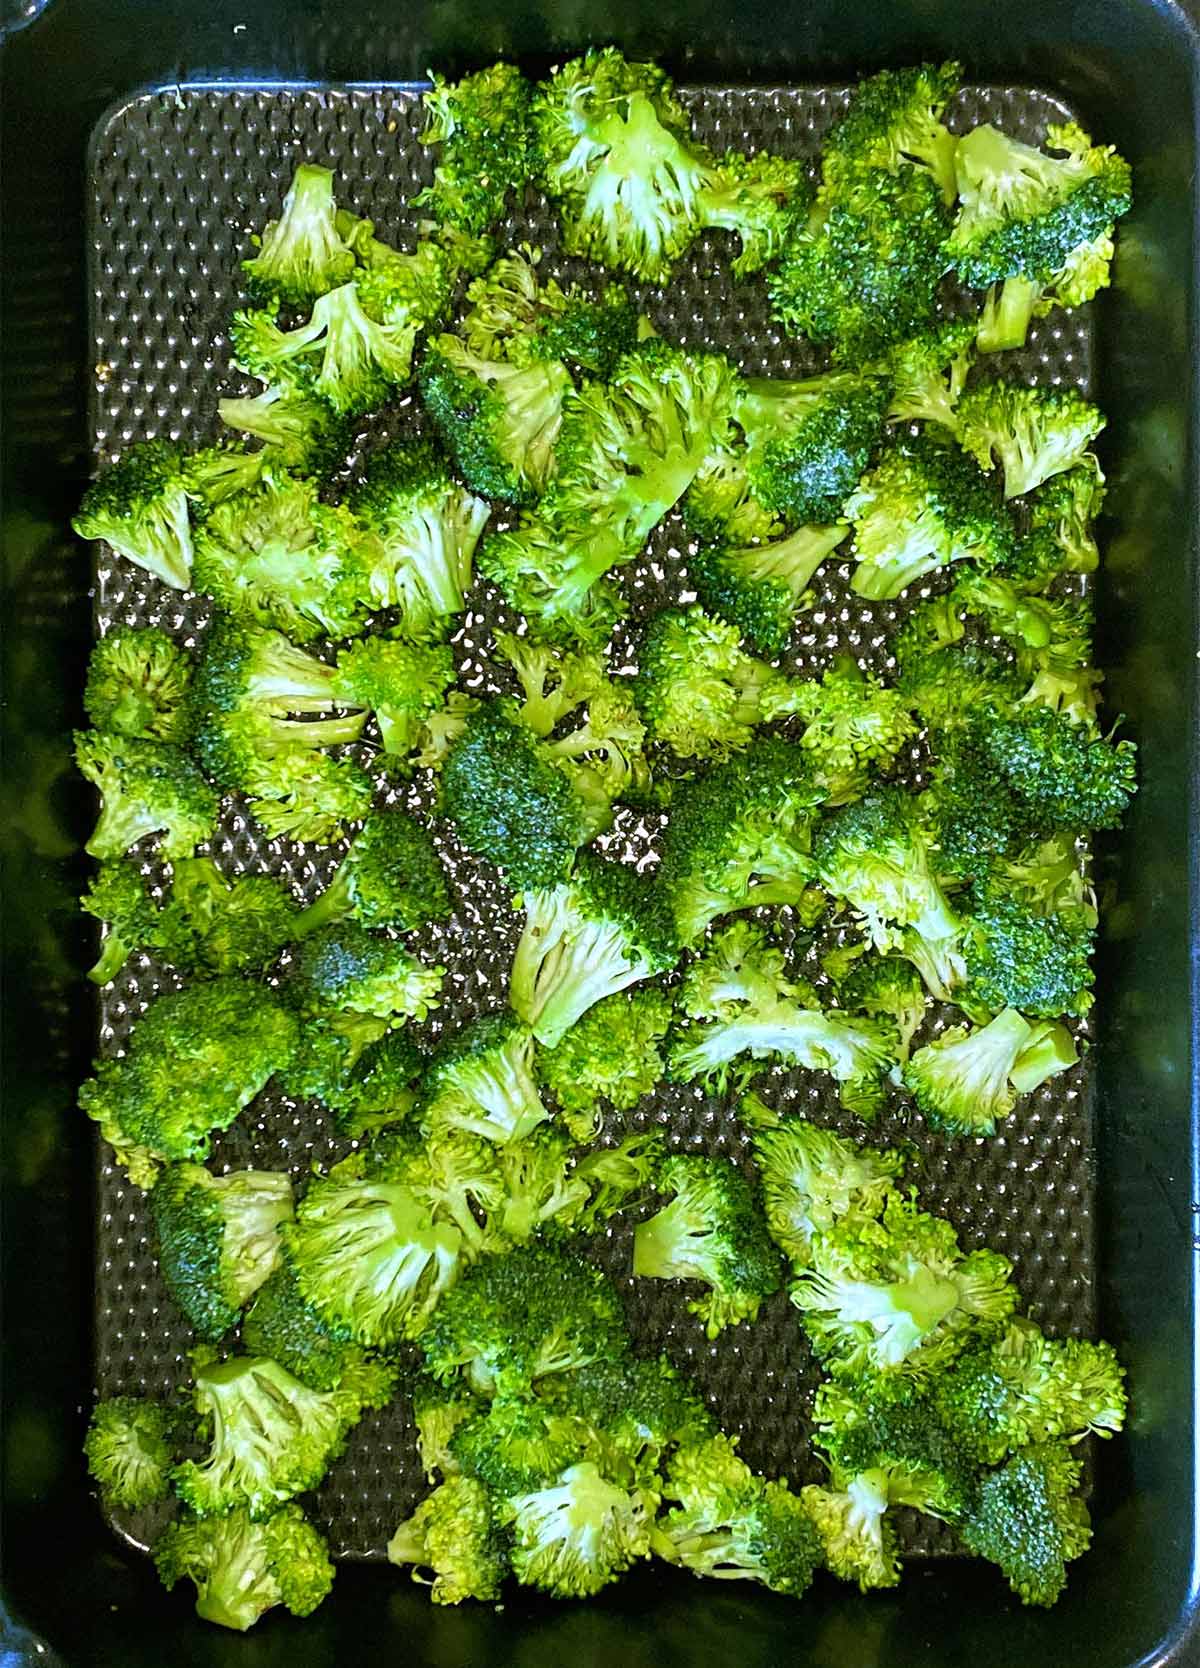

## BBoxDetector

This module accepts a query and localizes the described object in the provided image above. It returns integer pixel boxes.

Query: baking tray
[3,3,1199,1665]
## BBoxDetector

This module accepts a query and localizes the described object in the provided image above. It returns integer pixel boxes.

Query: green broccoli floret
[570,1130,665,1236]
[279,1011,419,1125]
[330,638,455,758]
[695,149,810,278]
[238,751,375,846]
[84,626,193,743]
[74,731,218,861]
[544,1353,714,1485]
[791,1190,1017,1375]
[736,372,893,527]
[656,738,827,946]
[73,439,195,590]
[810,1372,979,1523]
[823,63,962,202]
[510,850,678,1048]
[80,859,192,984]
[173,1351,395,1518]
[688,524,851,657]
[241,162,355,306]
[896,638,1024,737]
[420,333,571,505]
[462,246,640,375]
[413,1380,483,1480]
[669,919,898,1113]
[948,121,1132,350]
[956,382,1105,500]
[417,62,534,235]
[1017,457,1105,581]
[634,605,779,760]
[902,1009,1078,1136]
[750,1117,905,1267]
[154,1503,334,1631]
[286,920,445,1024]
[881,316,977,432]
[294,805,450,937]
[632,1155,784,1338]
[769,165,951,364]
[500,1461,652,1598]
[441,702,592,890]
[230,280,425,417]
[653,1459,821,1596]
[974,705,1136,834]
[801,1470,902,1591]
[418,1011,549,1146]
[181,442,268,512]
[960,1443,1092,1607]
[388,1475,509,1604]
[78,978,298,1188]
[191,470,368,641]
[218,382,351,477]
[493,630,606,740]
[421,1244,627,1398]
[449,1393,589,1498]
[165,856,300,975]
[835,951,928,1061]
[763,655,918,804]
[84,1395,178,1509]
[344,439,491,636]
[963,872,1096,1018]
[187,617,365,793]
[533,681,652,830]
[283,1163,464,1346]
[845,433,1016,599]
[152,1163,293,1340]
[537,986,673,1141]
[241,1264,367,1391]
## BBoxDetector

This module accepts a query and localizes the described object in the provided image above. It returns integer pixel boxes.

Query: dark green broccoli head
[241,1263,367,1391]
[688,524,851,658]
[152,1163,294,1340]
[882,315,977,431]
[963,875,1095,1018]
[960,1443,1092,1607]
[975,705,1136,834]
[824,63,962,201]
[286,920,444,1023]
[763,655,918,805]
[74,730,219,862]
[546,1353,715,1480]
[812,1372,980,1523]
[462,247,639,376]
[72,439,194,590]
[738,373,892,527]
[84,626,194,743]
[417,62,534,235]
[635,604,779,761]
[537,985,673,1140]
[296,805,450,937]
[449,1394,589,1497]
[894,638,1024,734]
[167,857,300,975]
[420,335,570,505]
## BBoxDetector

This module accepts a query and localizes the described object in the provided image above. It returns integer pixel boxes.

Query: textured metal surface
[87,81,1096,1562]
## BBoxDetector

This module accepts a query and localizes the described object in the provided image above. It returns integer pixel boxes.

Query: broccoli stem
[977,277,1040,355]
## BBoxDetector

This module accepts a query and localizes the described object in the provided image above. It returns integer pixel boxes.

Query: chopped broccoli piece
[635,605,780,760]
[737,372,893,526]
[763,655,918,804]
[286,920,445,1025]
[509,850,678,1048]
[74,730,218,862]
[241,1264,366,1392]
[217,381,351,477]
[801,1470,902,1591]
[960,1443,1092,1607]
[537,986,673,1141]
[164,856,300,975]
[544,1353,715,1484]
[493,630,606,740]
[688,523,851,657]
[750,1117,905,1267]
[417,63,534,235]
[239,750,375,846]
[84,1395,178,1509]
[331,638,455,758]
[413,1381,483,1481]
[73,439,195,590]
[294,805,450,937]
[500,1461,652,1598]
[80,859,192,984]
[810,1372,979,1523]
[388,1475,509,1604]
[242,163,357,306]
[152,1163,294,1340]
[84,626,193,743]
[834,950,928,1061]
[449,1393,589,1498]
[823,64,962,203]
[963,872,1096,1018]
[155,1503,334,1631]
[419,1011,550,1146]
[632,1154,785,1338]
[903,1009,1077,1136]
[881,316,977,432]
[956,381,1105,500]
[653,1465,822,1596]
[462,245,639,374]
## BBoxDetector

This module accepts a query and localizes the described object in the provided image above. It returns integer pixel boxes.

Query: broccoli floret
[571,1130,665,1235]
[688,524,851,657]
[791,1190,1018,1375]
[510,851,677,1048]
[73,439,195,590]
[419,1012,549,1146]
[421,1245,627,1398]
[801,1470,902,1591]
[74,731,218,861]
[388,1475,508,1604]
[241,162,356,305]
[462,246,639,375]
[231,282,423,417]
[669,920,898,1113]
[165,856,300,975]
[84,626,193,743]
[420,334,571,505]
[344,439,491,636]
[653,1465,821,1597]
[1018,457,1105,580]
[544,1353,714,1484]
[152,1163,293,1340]
[476,1125,589,1244]
[331,638,455,758]
[182,442,269,512]
[191,470,368,642]
[896,637,1024,737]
[736,372,893,526]
[695,149,809,278]
[78,978,298,1188]
[441,702,592,889]
[413,1381,483,1480]
[769,165,951,364]
[173,1351,394,1518]
[763,656,918,804]
[960,1443,1092,1607]
[956,382,1105,500]
[283,1165,463,1346]
[534,681,652,829]
[656,738,827,946]
[963,873,1095,1018]
[449,1394,589,1498]
[881,316,977,432]
[154,1503,334,1631]
[810,1372,979,1523]
[414,690,480,773]
[635,605,780,760]
[187,617,366,793]
[845,433,1016,600]
[824,64,961,202]
[493,630,606,740]
[241,1264,366,1392]
[948,121,1132,350]
[80,859,192,984]
[903,1009,1077,1136]
[632,1155,784,1338]
[240,751,375,846]
[750,1118,905,1267]
[975,705,1136,833]
[537,986,673,1142]
[286,920,445,1024]
[500,1461,652,1598]
[84,1396,178,1509]
[835,951,928,1062]
[417,62,533,235]
[218,382,351,477]
[294,805,450,937]
[316,1027,425,1137]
